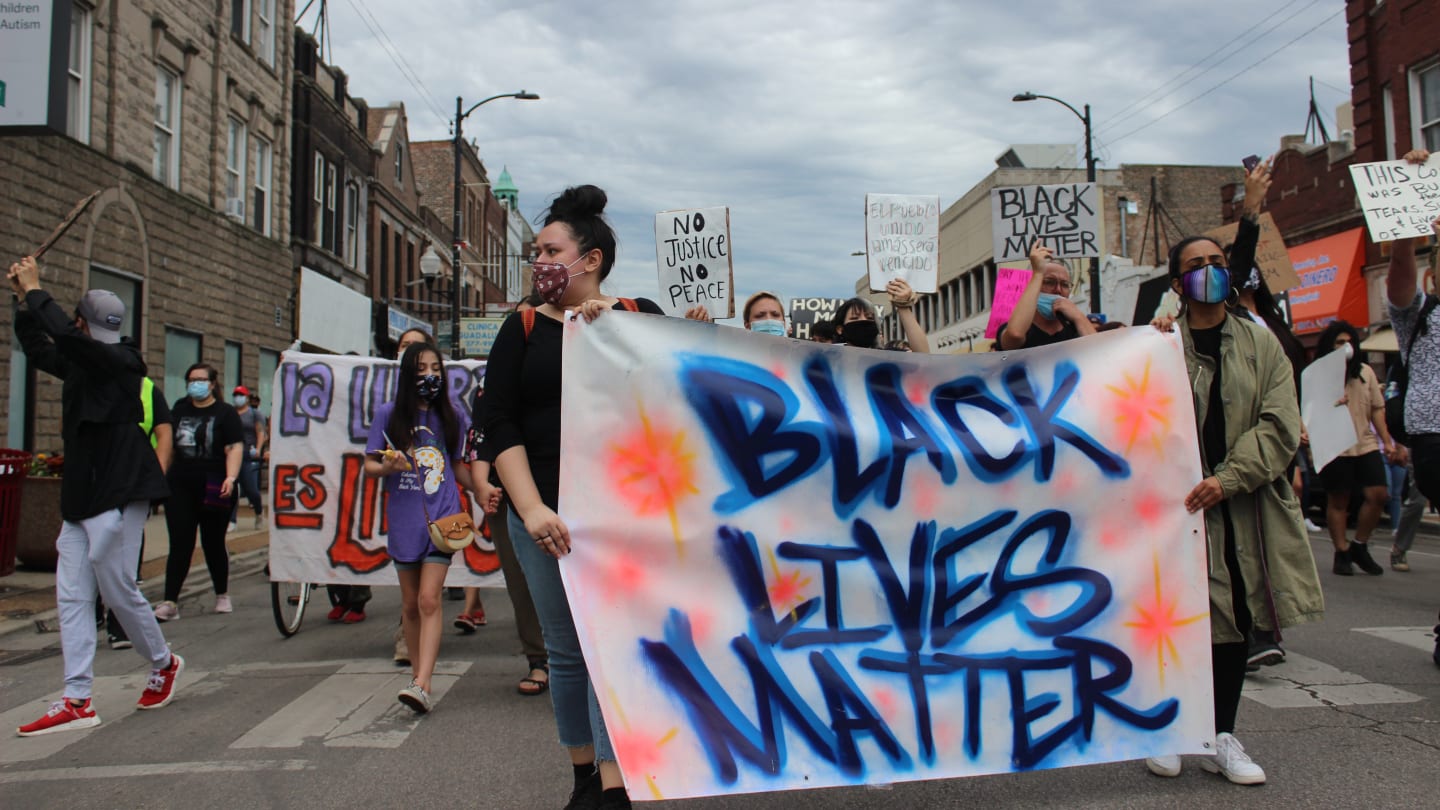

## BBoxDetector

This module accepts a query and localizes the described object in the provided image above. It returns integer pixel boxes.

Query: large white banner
[559,315,1213,800]
[267,352,502,586]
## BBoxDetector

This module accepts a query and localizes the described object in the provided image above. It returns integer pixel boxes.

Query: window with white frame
[344,181,359,266]
[256,0,275,66]
[312,152,325,243]
[252,135,272,236]
[324,163,338,252]
[1415,62,1440,152]
[394,144,404,187]
[232,0,251,42]
[153,66,181,189]
[225,117,247,220]
[67,3,91,143]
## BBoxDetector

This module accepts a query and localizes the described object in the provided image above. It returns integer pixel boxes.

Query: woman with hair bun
[483,184,662,810]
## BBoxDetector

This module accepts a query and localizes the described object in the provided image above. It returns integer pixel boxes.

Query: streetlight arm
[1016,92,1086,126]
[460,91,540,123]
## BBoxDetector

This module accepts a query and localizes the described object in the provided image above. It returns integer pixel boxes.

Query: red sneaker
[453,613,477,633]
[137,654,184,710]
[17,698,100,736]
[341,609,367,624]
[473,606,487,626]
[327,604,346,622]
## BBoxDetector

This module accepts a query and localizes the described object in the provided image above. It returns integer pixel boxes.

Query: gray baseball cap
[76,289,125,344]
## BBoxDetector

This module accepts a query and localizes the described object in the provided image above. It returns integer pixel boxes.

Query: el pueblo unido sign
[1348,156,1440,242]
[866,194,940,293]
[990,182,1100,263]
[655,207,734,318]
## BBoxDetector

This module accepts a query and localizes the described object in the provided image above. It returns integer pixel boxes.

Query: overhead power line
[343,0,448,123]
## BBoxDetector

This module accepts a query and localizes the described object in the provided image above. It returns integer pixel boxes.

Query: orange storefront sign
[1286,228,1367,335]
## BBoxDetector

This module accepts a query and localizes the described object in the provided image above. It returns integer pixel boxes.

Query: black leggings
[1213,507,1254,735]
[164,484,231,601]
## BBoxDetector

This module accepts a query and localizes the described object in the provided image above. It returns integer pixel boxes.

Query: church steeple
[494,166,519,210]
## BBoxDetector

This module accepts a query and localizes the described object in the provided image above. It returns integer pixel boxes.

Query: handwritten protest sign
[655,207,734,318]
[866,194,940,293]
[1300,344,1358,474]
[267,352,501,586]
[787,297,847,340]
[984,267,1033,339]
[1348,156,1440,242]
[1205,212,1301,291]
[559,316,1213,800]
[991,182,1100,263]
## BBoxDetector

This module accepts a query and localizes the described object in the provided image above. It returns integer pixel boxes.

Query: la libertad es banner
[557,313,1214,800]
[267,352,503,586]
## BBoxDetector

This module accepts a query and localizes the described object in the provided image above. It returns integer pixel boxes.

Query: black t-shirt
[483,299,665,511]
[998,319,1080,349]
[170,398,245,479]
[1190,322,1228,469]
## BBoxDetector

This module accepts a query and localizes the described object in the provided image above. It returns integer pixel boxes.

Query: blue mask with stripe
[1182,264,1231,304]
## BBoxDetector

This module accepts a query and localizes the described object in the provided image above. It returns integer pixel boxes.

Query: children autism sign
[1347,156,1440,242]
[990,182,1100,263]
[866,194,940,293]
[655,207,735,318]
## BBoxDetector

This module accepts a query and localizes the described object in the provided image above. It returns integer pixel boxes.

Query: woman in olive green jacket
[1146,160,1324,787]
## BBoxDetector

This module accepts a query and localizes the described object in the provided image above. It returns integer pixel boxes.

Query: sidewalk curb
[0,547,271,643]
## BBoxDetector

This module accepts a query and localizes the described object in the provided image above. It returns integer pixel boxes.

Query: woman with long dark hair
[485,184,664,810]
[365,342,471,713]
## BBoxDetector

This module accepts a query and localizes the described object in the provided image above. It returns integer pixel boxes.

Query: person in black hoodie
[10,256,184,737]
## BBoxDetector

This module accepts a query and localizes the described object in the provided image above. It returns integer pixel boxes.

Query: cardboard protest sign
[656,207,734,318]
[267,352,502,586]
[1348,156,1440,242]
[1300,345,1358,474]
[559,317,1213,800]
[991,182,1100,262]
[787,297,847,340]
[1204,213,1301,291]
[866,194,940,293]
[984,267,1033,339]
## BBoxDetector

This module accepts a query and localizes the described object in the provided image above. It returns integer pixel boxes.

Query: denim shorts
[392,551,454,571]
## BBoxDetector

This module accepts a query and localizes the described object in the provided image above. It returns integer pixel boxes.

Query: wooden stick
[32,190,102,260]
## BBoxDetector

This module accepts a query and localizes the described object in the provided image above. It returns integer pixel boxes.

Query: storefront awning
[1286,228,1367,335]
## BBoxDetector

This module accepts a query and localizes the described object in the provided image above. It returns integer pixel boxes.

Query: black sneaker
[108,633,133,651]
[1333,550,1354,576]
[1349,542,1384,576]
[1247,634,1284,667]
[565,772,602,810]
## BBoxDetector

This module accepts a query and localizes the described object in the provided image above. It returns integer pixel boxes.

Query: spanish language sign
[655,207,734,318]
[991,182,1100,263]
[460,316,505,358]
[787,297,847,340]
[866,194,940,293]
[1348,156,1440,242]
[984,267,1033,339]
[559,315,1213,800]
[267,352,501,586]
[1205,212,1302,291]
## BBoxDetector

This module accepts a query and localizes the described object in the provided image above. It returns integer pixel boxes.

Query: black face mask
[841,320,879,348]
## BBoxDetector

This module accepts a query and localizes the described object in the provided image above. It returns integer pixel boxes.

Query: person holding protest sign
[486,184,663,810]
[365,342,472,713]
[997,240,1097,350]
[1146,225,1324,785]
[834,278,930,352]
[1312,320,1397,576]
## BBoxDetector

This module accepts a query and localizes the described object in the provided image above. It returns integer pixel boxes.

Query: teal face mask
[749,319,787,337]
[187,381,211,400]
[1036,293,1059,320]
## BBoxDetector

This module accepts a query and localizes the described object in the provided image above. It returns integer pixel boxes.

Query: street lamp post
[1012,92,1100,314]
[450,91,538,358]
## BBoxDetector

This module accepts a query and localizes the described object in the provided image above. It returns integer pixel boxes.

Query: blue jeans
[506,509,613,761]
[1385,459,1407,531]
[230,456,263,522]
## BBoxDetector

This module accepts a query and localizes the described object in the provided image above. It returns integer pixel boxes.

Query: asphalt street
[1,529,1438,810]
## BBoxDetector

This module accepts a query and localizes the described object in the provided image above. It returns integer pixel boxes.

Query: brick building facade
[411,140,509,317]
[1,0,294,452]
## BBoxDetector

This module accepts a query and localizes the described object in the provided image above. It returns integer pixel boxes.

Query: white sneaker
[397,681,431,714]
[214,594,233,614]
[1200,732,1266,785]
[153,601,180,622]
[228,521,238,534]
[1304,518,1322,533]
[1145,754,1182,777]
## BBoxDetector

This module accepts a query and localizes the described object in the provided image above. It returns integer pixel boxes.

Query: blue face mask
[749,319,787,337]
[1035,293,1059,320]
[187,380,211,400]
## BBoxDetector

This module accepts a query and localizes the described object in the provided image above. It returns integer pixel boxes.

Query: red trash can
[0,449,31,577]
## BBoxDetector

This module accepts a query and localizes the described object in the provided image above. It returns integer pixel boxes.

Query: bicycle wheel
[271,581,310,637]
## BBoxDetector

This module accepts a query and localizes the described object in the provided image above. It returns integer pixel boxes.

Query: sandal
[517,663,549,696]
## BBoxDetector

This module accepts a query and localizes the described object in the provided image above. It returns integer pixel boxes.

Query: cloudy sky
[308,0,1350,321]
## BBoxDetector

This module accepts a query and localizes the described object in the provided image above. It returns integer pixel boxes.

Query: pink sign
[984,267,1033,339]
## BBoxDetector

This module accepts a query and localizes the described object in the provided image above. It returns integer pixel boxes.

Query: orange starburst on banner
[607,689,678,800]
[766,547,813,617]
[1124,554,1206,686]
[1104,358,1173,455]
[607,407,699,557]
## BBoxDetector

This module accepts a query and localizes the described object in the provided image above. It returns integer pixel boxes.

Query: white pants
[56,501,171,700]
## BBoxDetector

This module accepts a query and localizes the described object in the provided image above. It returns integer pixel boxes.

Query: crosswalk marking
[0,759,316,784]
[229,661,470,749]
[1243,652,1423,708]
[1352,626,1437,653]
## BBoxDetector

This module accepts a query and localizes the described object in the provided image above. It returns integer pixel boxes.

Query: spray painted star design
[1105,358,1173,455]
[1124,554,1206,687]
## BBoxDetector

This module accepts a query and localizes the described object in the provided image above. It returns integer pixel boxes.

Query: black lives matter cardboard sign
[990,182,1099,263]
[655,207,734,318]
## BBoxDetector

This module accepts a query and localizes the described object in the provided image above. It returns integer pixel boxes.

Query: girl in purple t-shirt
[365,343,470,714]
